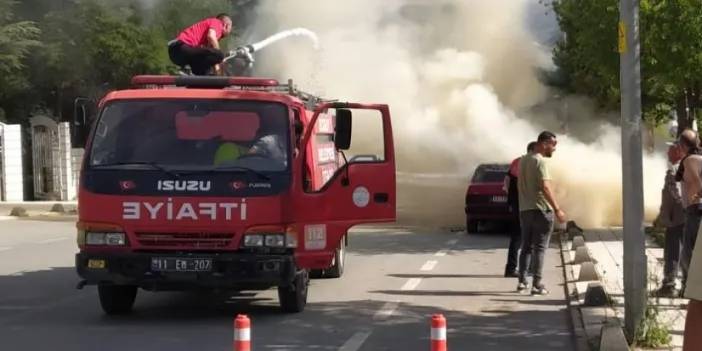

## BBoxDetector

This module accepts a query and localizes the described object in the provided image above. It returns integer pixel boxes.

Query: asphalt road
[0,218,574,351]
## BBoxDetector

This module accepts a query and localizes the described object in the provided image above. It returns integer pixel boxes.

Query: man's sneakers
[531,284,549,296]
[518,281,549,295]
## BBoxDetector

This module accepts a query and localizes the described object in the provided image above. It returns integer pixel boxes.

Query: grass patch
[634,304,672,348]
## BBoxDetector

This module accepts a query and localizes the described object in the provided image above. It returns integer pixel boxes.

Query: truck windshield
[89,100,290,172]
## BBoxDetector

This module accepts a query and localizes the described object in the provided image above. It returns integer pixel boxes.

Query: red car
[465,163,511,233]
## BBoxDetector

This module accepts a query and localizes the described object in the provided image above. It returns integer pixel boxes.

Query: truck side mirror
[335,109,352,150]
[73,97,95,148]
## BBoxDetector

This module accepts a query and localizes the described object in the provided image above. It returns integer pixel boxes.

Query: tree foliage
[0,0,40,118]
[0,0,251,124]
[549,0,702,130]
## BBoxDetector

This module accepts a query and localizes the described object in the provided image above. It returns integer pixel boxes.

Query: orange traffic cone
[234,314,251,351]
[431,314,447,351]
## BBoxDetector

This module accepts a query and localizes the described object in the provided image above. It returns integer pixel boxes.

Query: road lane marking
[0,306,34,311]
[36,237,69,244]
[401,278,422,291]
[420,260,438,271]
[435,250,448,257]
[339,331,372,351]
[0,247,11,252]
[447,239,458,246]
[373,301,399,320]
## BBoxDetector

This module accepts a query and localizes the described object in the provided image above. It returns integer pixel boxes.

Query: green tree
[151,0,232,39]
[0,0,255,123]
[86,12,171,88]
[0,0,40,121]
[23,0,171,119]
[548,0,702,132]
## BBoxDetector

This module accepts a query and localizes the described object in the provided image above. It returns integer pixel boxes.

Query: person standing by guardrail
[654,141,685,297]
[503,141,536,278]
[683,230,702,350]
[676,129,702,297]
[516,131,567,295]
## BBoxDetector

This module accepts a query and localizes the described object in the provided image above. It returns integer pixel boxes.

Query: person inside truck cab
[248,116,287,165]
[213,141,247,166]
[212,111,288,167]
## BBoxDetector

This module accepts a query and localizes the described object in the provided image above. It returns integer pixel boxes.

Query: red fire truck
[74,75,396,314]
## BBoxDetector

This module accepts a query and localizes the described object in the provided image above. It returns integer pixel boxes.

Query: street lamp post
[619,0,647,342]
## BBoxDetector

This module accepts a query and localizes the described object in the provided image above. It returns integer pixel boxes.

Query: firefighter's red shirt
[177,18,224,47]
[509,157,520,178]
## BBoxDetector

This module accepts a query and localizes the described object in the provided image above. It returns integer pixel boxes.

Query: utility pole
[619,0,647,342]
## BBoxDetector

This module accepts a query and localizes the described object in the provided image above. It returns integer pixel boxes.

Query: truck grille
[135,232,234,249]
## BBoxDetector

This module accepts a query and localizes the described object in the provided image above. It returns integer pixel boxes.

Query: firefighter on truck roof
[168,14,233,76]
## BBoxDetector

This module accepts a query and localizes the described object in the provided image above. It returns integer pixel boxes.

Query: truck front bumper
[76,251,296,291]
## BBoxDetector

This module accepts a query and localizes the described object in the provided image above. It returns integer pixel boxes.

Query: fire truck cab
[74,75,396,314]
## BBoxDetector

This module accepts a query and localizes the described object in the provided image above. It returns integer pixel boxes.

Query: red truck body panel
[77,76,396,274]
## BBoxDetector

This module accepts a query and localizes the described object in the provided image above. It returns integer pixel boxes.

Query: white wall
[1,124,24,201]
[58,122,74,200]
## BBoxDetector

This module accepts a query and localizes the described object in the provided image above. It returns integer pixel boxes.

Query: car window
[472,166,508,183]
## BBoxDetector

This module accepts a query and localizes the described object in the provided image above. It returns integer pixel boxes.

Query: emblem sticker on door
[304,224,327,250]
[353,186,370,208]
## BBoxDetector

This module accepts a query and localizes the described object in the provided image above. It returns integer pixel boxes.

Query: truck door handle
[374,193,389,203]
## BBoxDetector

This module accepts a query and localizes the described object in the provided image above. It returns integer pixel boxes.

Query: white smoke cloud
[244,0,665,228]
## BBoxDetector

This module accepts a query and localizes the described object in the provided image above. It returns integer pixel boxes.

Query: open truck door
[293,102,396,269]
[72,97,96,148]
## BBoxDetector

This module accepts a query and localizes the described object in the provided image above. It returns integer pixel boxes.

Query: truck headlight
[244,234,264,247]
[86,232,126,246]
[243,226,298,248]
[264,234,285,248]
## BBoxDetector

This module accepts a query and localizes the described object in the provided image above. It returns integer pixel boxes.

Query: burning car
[464,163,511,233]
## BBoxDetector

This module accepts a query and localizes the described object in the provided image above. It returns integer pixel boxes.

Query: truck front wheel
[278,270,309,313]
[98,284,137,315]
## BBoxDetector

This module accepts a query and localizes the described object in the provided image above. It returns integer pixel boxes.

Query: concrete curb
[578,262,600,282]
[557,231,591,351]
[600,322,629,351]
[558,231,630,351]
[0,202,77,220]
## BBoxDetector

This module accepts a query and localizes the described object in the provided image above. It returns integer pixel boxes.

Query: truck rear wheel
[98,284,137,315]
[278,270,309,313]
[325,243,345,278]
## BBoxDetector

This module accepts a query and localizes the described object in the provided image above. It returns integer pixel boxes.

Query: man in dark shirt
[504,141,536,277]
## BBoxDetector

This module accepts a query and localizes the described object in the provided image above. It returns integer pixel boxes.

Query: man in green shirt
[517,131,567,295]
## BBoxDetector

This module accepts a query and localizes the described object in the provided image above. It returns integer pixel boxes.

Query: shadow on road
[348,226,508,256]
[388,273,505,279]
[0,265,574,351]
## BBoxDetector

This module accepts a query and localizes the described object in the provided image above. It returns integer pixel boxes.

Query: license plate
[88,259,106,269]
[150,258,212,272]
[491,195,507,203]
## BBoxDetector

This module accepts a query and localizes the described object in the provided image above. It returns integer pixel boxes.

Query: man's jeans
[682,206,702,291]
[662,224,683,288]
[518,209,554,287]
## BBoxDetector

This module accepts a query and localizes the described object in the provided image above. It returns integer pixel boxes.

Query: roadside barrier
[431,314,447,351]
[234,314,251,351]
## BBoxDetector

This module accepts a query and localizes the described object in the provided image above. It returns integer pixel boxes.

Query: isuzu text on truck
[73,75,396,314]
